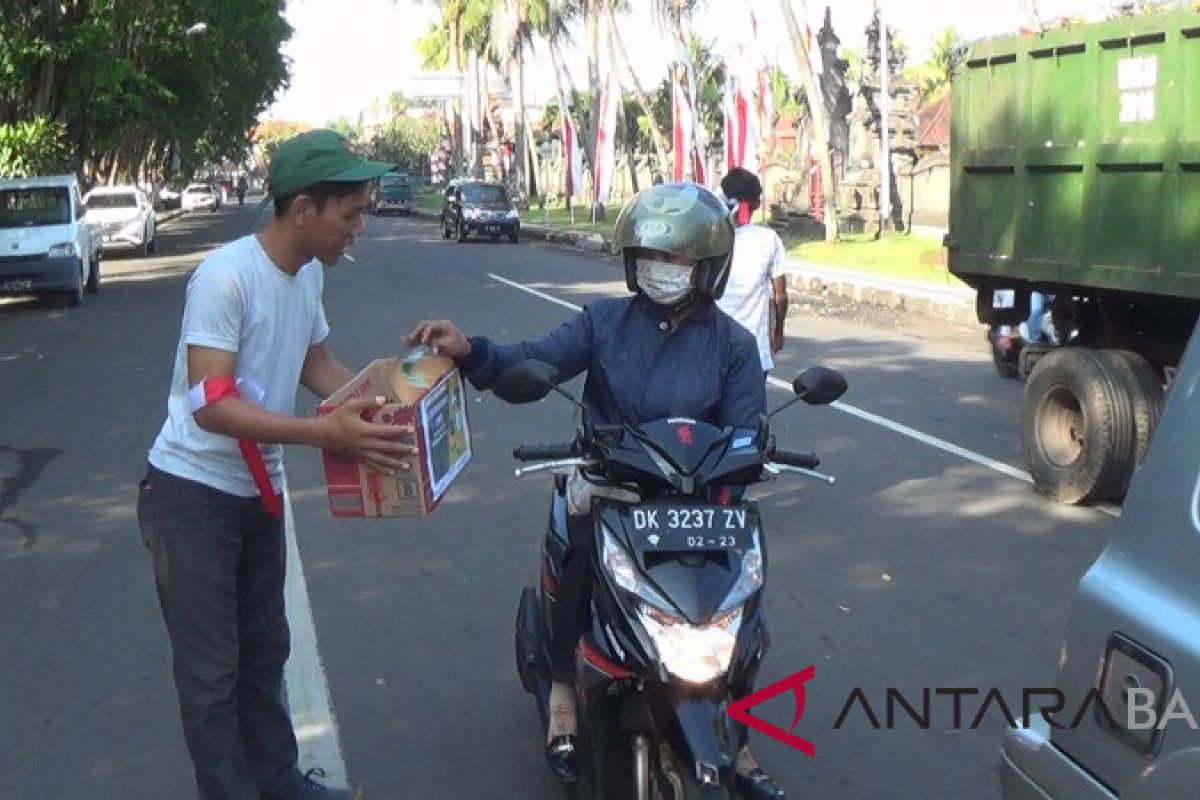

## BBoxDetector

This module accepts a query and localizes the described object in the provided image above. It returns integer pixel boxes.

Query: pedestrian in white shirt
[717,168,789,374]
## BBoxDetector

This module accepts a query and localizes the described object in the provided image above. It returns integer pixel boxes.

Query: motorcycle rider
[406,182,785,799]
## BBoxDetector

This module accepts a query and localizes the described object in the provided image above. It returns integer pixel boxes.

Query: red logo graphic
[727,666,816,757]
[675,424,694,445]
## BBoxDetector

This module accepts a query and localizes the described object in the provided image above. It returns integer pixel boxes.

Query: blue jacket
[459,296,766,430]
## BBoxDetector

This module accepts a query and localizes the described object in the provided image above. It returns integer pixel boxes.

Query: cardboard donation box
[318,348,472,517]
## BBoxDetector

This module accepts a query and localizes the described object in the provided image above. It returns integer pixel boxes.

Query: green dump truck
[947,6,1200,505]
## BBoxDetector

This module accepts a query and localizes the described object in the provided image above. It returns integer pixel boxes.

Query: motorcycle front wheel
[652,743,734,800]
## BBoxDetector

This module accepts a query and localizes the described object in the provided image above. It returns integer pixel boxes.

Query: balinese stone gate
[761,7,851,231]
[838,8,919,234]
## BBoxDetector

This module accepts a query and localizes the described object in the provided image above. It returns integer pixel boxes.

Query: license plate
[992,289,1016,309]
[627,503,749,551]
[0,279,33,292]
[485,225,500,233]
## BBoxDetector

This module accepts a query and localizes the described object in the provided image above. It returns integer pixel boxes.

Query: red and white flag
[593,70,618,205]
[672,70,692,182]
[724,2,764,173]
[557,88,582,198]
[723,75,756,173]
[673,37,707,183]
[751,5,775,171]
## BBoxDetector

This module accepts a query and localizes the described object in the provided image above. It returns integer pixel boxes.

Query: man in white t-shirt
[138,130,411,800]
[716,168,789,374]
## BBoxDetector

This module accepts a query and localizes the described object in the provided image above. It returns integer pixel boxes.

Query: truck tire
[67,259,85,307]
[1101,349,1163,470]
[1021,347,1135,505]
[988,328,1021,378]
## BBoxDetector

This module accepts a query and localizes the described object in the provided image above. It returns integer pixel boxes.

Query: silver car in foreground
[1002,330,1200,798]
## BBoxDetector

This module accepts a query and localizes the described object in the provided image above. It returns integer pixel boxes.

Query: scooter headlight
[599,524,745,682]
[718,533,764,613]
[638,604,742,684]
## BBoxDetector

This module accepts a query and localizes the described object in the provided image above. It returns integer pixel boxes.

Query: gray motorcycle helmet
[612,182,736,303]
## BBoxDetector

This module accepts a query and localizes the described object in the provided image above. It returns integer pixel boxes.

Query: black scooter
[492,360,848,799]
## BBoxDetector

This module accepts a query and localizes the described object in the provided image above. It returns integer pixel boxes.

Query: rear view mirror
[793,366,848,406]
[492,360,561,405]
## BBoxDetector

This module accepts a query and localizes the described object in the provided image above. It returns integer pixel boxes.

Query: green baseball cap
[267,129,394,198]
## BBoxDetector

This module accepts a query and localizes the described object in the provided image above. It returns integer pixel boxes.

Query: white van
[0,175,102,306]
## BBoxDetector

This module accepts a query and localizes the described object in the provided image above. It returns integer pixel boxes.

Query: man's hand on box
[405,320,471,360]
[318,396,416,475]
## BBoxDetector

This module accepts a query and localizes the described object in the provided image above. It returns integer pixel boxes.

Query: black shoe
[735,767,785,800]
[266,768,363,800]
[545,734,578,784]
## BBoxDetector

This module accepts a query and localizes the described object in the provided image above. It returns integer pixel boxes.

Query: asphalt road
[0,202,1114,799]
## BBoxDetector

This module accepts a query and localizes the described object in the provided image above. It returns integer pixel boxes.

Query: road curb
[411,207,977,325]
[784,260,977,325]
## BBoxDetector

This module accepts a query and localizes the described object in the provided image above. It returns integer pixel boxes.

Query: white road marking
[488,272,581,311]
[282,475,350,786]
[486,273,1122,519]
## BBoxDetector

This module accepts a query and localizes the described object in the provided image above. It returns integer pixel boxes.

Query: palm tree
[779,0,838,241]
[905,27,962,103]
[607,6,668,177]
[414,1,467,178]
[650,0,702,39]
[490,0,551,196]
[414,0,492,179]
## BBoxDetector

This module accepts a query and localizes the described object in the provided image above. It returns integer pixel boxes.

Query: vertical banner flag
[681,38,707,184]
[725,0,763,173]
[673,36,706,183]
[751,3,774,172]
[594,70,618,205]
[672,67,691,182]
[557,87,582,198]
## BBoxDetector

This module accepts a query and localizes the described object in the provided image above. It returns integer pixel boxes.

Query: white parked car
[0,174,102,306]
[181,183,217,212]
[82,185,157,257]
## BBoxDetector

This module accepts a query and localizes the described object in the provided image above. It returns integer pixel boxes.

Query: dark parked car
[441,181,519,243]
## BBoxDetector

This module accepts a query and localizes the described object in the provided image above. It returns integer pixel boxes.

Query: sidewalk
[786,259,976,325]
[412,207,977,325]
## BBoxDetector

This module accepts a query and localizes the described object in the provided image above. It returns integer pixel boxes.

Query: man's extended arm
[188,344,412,473]
[300,341,356,400]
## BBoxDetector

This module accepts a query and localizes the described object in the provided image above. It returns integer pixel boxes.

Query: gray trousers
[138,464,299,800]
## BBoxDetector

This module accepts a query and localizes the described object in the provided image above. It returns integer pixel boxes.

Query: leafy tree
[368,116,442,172]
[904,27,963,102]
[0,117,69,177]
[0,0,291,184]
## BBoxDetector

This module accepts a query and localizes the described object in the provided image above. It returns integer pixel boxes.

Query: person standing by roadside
[717,168,789,375]
[137,130,412,800]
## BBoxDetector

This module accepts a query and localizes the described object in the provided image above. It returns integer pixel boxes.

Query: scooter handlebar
[771,449,820,470]
[513,442,580,461]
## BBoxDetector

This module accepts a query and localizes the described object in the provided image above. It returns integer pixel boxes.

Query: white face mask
[636,259,694,305]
